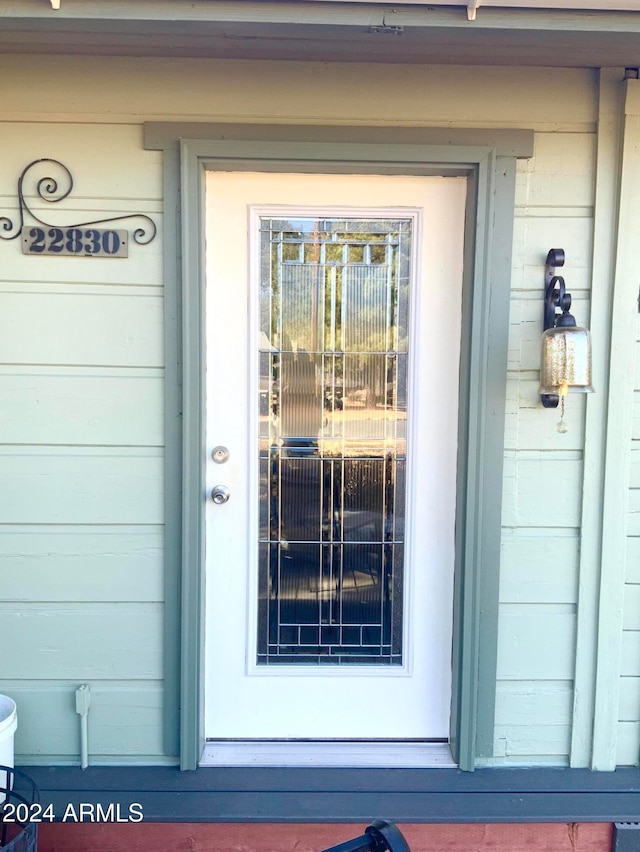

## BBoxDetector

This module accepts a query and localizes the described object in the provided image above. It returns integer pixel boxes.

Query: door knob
[211,485,230,505]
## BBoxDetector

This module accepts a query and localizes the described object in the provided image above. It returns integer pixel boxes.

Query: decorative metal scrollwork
[0,158,156,245]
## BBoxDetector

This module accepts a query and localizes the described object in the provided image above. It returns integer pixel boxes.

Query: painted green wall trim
[147,124,529,772]
[178,141,208,771]
[570,68,625,769]
[2,7,638,67]
[4,1,640,33]
[476,155,517,757]
[22,764,640,823]
[161,144,182,760]
[449,171,482,768]
[450,154,517,764]
[591,79,640,771]
[144,124,534,159]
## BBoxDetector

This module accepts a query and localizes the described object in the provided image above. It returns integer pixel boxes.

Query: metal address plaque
[22,226,128,258]
[1,159,157,254]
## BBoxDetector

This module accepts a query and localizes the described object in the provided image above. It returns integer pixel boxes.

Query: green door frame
[144,123,533,772]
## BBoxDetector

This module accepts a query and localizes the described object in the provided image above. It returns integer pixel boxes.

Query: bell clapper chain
[557,395,569,434]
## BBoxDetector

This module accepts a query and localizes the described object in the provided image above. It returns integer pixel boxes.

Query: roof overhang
[302,0,640,22]
[1,0,640,67]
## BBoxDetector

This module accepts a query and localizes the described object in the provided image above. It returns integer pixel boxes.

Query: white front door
[204,171,466,743]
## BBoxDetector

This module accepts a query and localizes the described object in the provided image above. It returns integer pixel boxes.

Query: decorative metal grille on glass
[258,217,411,665]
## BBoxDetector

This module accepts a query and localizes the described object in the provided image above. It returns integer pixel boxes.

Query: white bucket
[0,695,17,770]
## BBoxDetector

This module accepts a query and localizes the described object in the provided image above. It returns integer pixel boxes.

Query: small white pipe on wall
[75,685,91,770]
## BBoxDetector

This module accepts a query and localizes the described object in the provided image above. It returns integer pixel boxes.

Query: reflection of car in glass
[324,388,343,410]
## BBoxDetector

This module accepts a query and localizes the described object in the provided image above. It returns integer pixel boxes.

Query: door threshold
[200,740,456,768]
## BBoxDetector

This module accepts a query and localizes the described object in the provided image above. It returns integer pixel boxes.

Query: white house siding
[3,55,632,767]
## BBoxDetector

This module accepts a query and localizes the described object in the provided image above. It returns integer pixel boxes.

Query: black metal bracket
[541,247,566,409]
[0,765,39,851]
[321,820,411,852]
[0,159,156,245]
[613,823,640,852]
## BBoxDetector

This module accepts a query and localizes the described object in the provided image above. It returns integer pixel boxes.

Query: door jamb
[143,125,532,771]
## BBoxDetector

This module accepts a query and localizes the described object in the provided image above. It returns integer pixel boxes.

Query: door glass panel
[257,216,411,666]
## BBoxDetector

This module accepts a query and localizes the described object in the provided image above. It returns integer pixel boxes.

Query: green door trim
[144,124,531,772]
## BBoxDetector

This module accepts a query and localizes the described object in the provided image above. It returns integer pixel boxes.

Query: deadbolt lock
[211,446,230,464]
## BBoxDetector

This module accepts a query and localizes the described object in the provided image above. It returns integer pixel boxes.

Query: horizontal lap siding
[4,683,164,761]
[0,121,167,764]
[493,130,596,765]
[0,367,163,446]
[0,449,163,525]
[2,526,163,601]
[3,58,596,130]
[1,58,600,767]
[1,605,163,680]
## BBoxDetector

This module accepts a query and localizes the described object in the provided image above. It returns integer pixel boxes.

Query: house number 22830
[21,226,128,258]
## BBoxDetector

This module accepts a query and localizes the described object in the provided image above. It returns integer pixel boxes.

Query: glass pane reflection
[257,217,410,665]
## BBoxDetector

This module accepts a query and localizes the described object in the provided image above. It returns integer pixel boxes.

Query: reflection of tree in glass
[262,218,411,439]
[264,219,411,357]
